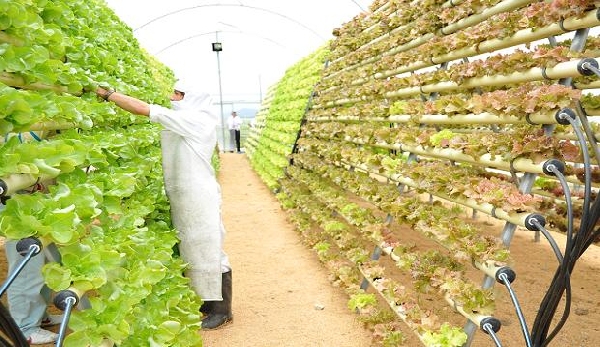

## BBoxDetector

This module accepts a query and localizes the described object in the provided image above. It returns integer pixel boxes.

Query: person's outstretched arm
[96,87,151,116]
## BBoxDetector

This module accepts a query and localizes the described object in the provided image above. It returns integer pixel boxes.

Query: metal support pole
[214,32,226,152]
[359,246,382,290]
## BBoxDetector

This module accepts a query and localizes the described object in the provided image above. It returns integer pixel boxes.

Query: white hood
[171,90,213,113]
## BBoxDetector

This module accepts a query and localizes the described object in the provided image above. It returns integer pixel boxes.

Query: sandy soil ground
[200,153,372,346]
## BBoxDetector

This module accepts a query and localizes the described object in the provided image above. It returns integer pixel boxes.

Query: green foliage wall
[0,1,202,345]
[245,45,329,190]
[249,0,600,346]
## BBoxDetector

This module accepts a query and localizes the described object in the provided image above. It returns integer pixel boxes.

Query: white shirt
[227,115,242,131]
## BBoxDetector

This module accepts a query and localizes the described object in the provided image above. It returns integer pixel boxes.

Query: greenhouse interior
[0,0,599,346]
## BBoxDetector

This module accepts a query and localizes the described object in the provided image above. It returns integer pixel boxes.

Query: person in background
[1,186,63,345]
[226,112,235,153]
[227,111,243,153]
[94,82,233,330]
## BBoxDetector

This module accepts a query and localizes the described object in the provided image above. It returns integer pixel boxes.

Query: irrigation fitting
[481,316,504,346]
[16,237,42,257]
[480,316,502,334]
[577,58,600,77]
[54,289,80,311]
[495,267,516,285]
[554,108,576,125]
[542,159,565,176]
[524,213,546,231]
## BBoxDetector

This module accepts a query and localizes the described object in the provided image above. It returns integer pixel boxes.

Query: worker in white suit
[95,82,233,330]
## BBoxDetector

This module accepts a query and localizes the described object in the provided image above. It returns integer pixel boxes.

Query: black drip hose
[0,301,29,346]
[497,269,532,347]
[574,102,600,165]
[530,165,574,346]
[529,219,563,263]
[530,110,598,346]
[572,102,600,252]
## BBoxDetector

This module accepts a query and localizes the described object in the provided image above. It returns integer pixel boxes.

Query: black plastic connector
[525,213,546,231]
[554,108,576,125]
[53,290,79,311]
[495,267,516,284]
[577,58,600,76]
[16,237,42,257]
[542,159,565,176]
[480,316,502,334]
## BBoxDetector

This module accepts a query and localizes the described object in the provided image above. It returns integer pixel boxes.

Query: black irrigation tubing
[529,218,564,264]
[574,102,600,165]
[529,108,599,346]
[581,197,600,251]
[497,269,533,347]
[534,166,573,345]
[577,109,600,252]
[0,301,29,347]
[566,112,594,239]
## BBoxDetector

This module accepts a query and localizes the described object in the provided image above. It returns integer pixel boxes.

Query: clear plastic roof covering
[104,0,373,104]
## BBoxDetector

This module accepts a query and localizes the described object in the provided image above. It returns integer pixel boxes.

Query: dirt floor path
[200,153,373,347]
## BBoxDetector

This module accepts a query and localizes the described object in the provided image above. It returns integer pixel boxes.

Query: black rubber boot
[199,300,213,315]
[201,271,233,330]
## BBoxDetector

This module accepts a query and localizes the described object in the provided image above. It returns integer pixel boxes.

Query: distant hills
[236,108,258,118]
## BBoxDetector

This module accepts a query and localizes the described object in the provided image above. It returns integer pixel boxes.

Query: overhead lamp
[212,42,223,52]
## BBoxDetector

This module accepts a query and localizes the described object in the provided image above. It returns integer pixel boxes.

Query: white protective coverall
[148,89,230,301]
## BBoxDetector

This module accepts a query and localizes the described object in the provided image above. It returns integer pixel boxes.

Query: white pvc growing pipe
[357,265,431,345]
[28,121,77,132]
[444,293,492,329]
[474,261,510,280]
[387,172,532,226]
[375,8,600,79]
[386,59,590,98]
[305,114,555,124]
[388,112,559,125]
[0,72,69,94]
[340,137,594,188]
[326,0,539,80]
[395,143,545,173]
[0,173,54,196]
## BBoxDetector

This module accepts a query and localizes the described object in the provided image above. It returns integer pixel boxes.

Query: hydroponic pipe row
[327,0,534,74]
